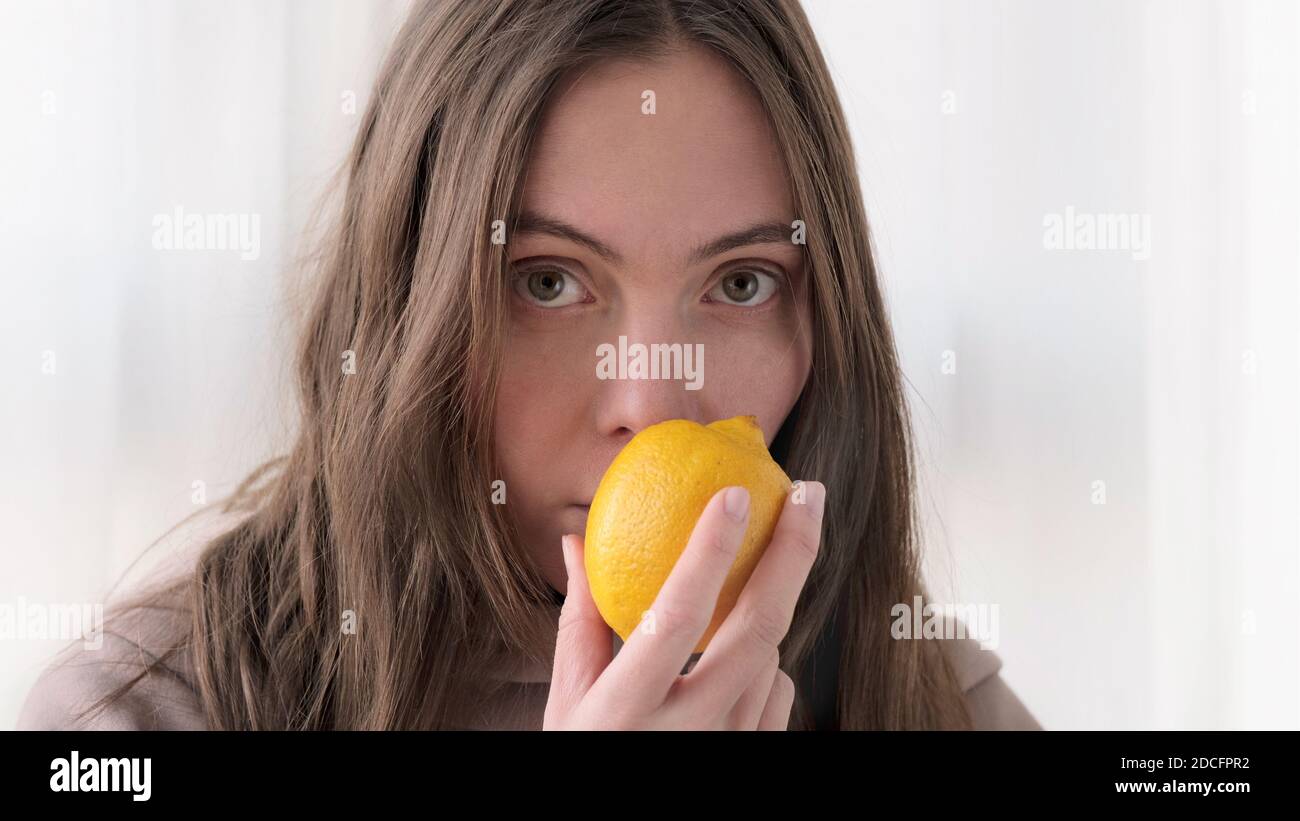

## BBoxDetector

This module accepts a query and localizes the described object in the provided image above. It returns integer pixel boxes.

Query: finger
[603,486,751,713]
[725,649,780,729]
[546,534,613,721]
[756,669,796,730]
[683,481,825,716]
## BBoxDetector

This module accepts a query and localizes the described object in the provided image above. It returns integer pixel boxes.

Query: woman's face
[494,44,813,594]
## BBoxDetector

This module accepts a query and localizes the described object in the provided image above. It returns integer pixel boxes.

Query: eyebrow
[512,210,794,267]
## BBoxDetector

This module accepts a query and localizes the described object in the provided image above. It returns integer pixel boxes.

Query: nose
[596,375,701,442]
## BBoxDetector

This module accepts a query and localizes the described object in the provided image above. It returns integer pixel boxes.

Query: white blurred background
[1,0,1296,730]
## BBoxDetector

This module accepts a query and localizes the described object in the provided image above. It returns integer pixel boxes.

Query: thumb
[549,534,613,715]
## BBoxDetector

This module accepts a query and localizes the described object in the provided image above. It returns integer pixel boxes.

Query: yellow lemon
[584,415,792,654]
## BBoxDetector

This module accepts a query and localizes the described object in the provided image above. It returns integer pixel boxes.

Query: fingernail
[724,486,750,522]
[808,482,826,521]
[560,534,573,572]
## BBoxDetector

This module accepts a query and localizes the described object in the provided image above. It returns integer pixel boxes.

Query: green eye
[513,267,588,308]
[528,270,565,301]
[708,269,778,306]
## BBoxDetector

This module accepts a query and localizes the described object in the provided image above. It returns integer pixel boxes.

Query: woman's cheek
[496,319,594,458]
[701,324,809,431]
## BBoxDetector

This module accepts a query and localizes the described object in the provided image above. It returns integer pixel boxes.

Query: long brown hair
[82,0,970,730]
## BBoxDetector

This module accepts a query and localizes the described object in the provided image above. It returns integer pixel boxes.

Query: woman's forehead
[519,47,794,267]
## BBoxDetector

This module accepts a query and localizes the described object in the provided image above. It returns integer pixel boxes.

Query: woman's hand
[543,480,826,730]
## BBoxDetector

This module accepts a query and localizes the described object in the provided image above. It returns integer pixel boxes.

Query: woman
[18,0,1039,731]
